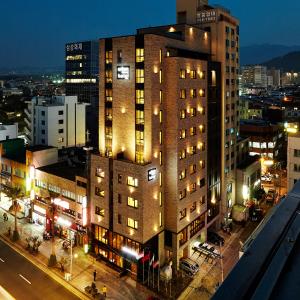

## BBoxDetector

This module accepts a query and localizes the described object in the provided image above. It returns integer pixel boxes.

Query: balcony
[24,108,31,119]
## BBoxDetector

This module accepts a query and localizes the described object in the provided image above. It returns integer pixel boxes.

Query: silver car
[179,258,200,276]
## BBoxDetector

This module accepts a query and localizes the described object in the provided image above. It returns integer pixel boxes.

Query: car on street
[179,258,200,276]
[207,231,225,246]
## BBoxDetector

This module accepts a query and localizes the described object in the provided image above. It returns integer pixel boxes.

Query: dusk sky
[1,0,299,68]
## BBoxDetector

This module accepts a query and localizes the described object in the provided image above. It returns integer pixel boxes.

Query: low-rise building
[287,132,300,191]
[0,123,18,141]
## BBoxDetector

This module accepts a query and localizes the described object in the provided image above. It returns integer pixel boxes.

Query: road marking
[0,258,5,263]
[19,274,31,285]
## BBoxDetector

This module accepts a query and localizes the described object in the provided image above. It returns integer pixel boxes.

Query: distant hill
[240,44,300,66]
[261,51,300,72]
[0,66,64,76]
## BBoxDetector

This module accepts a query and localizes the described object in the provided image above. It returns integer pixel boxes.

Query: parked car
[207,231,225,246]
[179,258,200,276]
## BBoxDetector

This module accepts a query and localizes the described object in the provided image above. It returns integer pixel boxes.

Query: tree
[6,186,24,241]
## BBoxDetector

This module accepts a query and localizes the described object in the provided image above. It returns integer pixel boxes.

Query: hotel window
[105,108,112,121]
[159,212,162,227]
[105,70,113,83]
[179,129,186,139]
[136,110,145,125]
[159,70,163,83]
[95,206,105,217]
[190,214,205,238]
[294,149,300,157]
[95,168,105,178]
[190,127,196,136]
[95,187,105,197]
[159,110,163,123]
[105,51,113,64]
[190,70,196,79]
[136,130,144,146]
[136,90,144,104]
[159,192,162,206]
[190,202,197,213]
[198,106,205,115]
[136,69,144,83]
[117,50,122,63]
[159,172,162,187]
[159,49,163,63]
[189,146,197,155]
[159,151,163,166]
[190,164,197,175]
[190,89,197,98]
[200,178,205,188]
[118,194,122,203]
[199,89,205,97]
[160,90,163,104]
[190,108,196,117]
[180,109,186,119]
[128,197,138,208]
[118,214,122,224]
[180,69,186,79]
[136,48,144,63]
[179,189,187,200]
[199,125,205,133]
[159,131,163,145]
[180,89,186,99]
[199,71,205,79]
[105,89,113,102]
[190,183,197,194]
[179,228,188,246]
[94,226,108,244]
[179,149,187,160]
[127,218,138,229]
[201,195,206,205]
[198,142,205,151]
[179,208,187,220]
[200,160,205,169]
[179,169,186,180]
[127,176,138,187]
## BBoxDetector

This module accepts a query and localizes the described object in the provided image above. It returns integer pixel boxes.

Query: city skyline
[1,0,299,68]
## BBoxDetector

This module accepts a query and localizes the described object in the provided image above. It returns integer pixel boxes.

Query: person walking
[102,285,107,298]
[93,270,97,282]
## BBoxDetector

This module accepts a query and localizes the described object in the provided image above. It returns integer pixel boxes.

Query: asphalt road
[0,239,80,300]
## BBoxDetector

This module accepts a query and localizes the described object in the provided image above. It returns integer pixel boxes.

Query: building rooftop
[213,181,300,300]
[27,145,55,152]
[37,160,86,181]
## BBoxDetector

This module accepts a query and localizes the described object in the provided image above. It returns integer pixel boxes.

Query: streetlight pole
[220,241,224,283]
[69,229,73,279]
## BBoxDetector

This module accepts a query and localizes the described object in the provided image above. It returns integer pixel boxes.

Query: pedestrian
[102,285,107,298]
[93,270,97,282]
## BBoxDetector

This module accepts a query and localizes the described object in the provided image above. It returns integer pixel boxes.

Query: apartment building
[89,23,222,276]
[241,65,267,88]
[287,132,300,191]
[177,0,240,221]
[0,123,18,141]
[24,95,87,149]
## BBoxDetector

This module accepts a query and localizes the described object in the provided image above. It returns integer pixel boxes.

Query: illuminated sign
[34,205,46,215]
[82,196,87,227]
[66,43,83,52]
[53,198,70,209]
[57,217,72,227]
[148,168,157,181]
[197,10,217,23]
[117,66,130,80]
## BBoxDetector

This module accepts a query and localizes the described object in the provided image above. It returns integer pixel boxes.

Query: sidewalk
[0,205,154,300]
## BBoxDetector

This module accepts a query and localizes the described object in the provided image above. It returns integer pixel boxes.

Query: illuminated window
[190,70,196,79]
[136,69,144,83]
[190,164,197,175]
[95,168,105,178]
[179,129,186,139]
[159,212,162,227]
[127,218,138,229]
[200,160,205,169]
[190,202,197,213]
[189,146,197,155]
[179,208,187,220]
[160,90,163,104]
[159,172,162,187]
[95,206,105,217]
[136,130,144,146]
[199,89,205,97]
[159,192,162,206]
[180,69,186,79]
[159,151,163,166]
[95,187,105,197]
[179,169,186,180]
[105,51,112,64]
[105,89,113,102]
[127,177,138,187]
[105,70,113,83]
[136,110,144,125]
[190,127,197,136]
[159,110,163,123]
[136,48,145,63]
[180,89,186,99]
[190,183,197,194]
[180,109,186,119]
[179,189,187,200]
[199,125,205,133]
[190,108,197,117]
[190,89,197,98]
[159,70,163,83]
[136,90,144,104]
[199,71,205,79]
[179,149,186,160]
[66,55,83,61]
[128,197,138,208]
[159,49,163,63]
[159,131,163,145]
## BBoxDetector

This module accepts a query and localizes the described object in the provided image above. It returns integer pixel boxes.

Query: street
[0,239,80,300]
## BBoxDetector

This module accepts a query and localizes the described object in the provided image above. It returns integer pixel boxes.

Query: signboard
[66,43,83,52]
[148,168,157,181]
[197,10,217,23]
[117,66,130,80]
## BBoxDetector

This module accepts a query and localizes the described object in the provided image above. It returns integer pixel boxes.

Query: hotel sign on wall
[117,66,130,80]
[66,43,83,52]
[197,10,217,23]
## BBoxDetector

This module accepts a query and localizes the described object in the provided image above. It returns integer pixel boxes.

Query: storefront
[32,204,46,225]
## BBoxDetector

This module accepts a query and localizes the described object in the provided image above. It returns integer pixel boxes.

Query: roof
[37,161,86,181]
[26,145,55,152]
[213,181,300,300]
